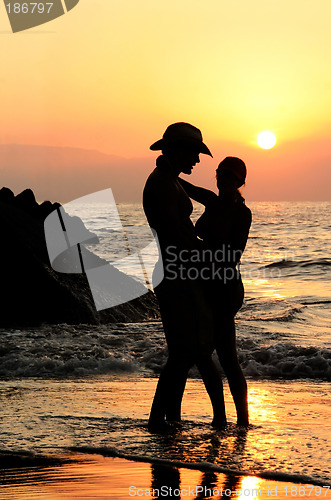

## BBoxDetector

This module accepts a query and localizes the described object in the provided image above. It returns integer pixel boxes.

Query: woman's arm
[232,206,252,256]
[178,177,217,206]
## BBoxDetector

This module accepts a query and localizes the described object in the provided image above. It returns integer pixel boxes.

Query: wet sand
[1,453,330,500]
[1,377,330,482]
[1,376,330,499]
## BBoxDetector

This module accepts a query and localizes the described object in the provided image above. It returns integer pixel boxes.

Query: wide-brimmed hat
[217,157,247,187]
[150,122,213,157]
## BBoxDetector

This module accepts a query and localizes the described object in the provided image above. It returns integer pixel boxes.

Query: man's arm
[178,178,217,206]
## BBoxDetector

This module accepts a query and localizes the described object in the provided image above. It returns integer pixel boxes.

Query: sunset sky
[0,0,330,201]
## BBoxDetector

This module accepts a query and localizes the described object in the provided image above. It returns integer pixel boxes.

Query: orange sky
[0,0,330,200]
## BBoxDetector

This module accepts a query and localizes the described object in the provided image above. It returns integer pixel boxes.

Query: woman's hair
[216,157,247,203]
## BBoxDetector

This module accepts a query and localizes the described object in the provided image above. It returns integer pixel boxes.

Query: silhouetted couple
[143,122,251,431]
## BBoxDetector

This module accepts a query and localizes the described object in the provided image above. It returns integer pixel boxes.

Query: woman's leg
[196,354,227,427]
[215,318,249,426]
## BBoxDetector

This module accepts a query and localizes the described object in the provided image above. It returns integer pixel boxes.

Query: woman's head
[216,157,247,192]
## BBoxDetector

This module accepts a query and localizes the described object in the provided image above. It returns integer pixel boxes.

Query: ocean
[0,201,330,496]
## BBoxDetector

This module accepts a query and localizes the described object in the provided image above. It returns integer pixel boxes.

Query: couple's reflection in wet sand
[150,426,248,499]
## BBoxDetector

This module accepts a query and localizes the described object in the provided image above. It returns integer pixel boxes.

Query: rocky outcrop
[0,187,160,327]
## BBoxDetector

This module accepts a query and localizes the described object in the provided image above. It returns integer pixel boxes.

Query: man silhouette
[143,122,226,430]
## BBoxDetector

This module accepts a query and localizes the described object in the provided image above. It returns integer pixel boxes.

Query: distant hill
[0,143,330,202]
[0,144,154,203]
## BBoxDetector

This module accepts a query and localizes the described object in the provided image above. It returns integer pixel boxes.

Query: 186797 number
[6,3,53,14]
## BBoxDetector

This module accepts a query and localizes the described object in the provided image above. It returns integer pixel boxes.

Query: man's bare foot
[148,420,174,433]
[211,418,227,429]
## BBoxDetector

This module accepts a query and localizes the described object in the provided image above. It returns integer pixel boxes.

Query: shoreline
[1,453,330,499]
[67,447,330,487]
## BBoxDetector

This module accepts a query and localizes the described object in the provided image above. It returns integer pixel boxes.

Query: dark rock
[0,187,160,327]
[39,200,54,219]
[0,187,15,204]
[14,188,39,218]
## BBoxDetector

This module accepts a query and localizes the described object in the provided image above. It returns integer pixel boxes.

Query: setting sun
[257,131,277,149]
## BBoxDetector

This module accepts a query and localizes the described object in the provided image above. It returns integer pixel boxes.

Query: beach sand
[1,453,330,500]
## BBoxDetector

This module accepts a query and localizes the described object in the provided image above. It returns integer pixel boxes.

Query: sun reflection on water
[245,278,285,300]
[248,386,277,423]
[238,476,262,498]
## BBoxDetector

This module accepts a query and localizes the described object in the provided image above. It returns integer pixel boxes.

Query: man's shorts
[154,278,214,357]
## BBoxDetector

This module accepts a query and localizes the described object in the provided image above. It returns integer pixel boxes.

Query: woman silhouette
[179,157,251,426]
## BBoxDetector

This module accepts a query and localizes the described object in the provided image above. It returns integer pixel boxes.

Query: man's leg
[153,280,193,424]
[165,372,187,422]
[148,351,192,430]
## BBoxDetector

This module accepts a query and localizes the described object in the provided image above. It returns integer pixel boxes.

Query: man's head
[150,122,212,175]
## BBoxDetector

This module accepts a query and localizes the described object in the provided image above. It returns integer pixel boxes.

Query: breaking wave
[239,342,331,381]
[0,322,330,380]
